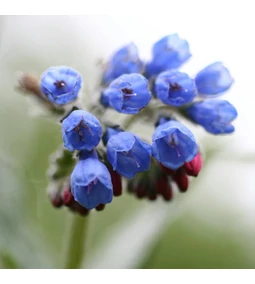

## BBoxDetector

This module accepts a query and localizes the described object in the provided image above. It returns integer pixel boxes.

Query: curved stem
[64,214,89,269]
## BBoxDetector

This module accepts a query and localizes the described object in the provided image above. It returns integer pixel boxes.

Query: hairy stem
[64,214,89,269]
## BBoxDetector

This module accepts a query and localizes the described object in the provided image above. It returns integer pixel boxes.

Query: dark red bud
[159,176,173,201]
[51,195,63,208]
[155,173,169,195]
[108,166,122,196]
[174,168,189,192]
[74,203,90,216]
[162,186,173,201]
[62,188,74,206]
[159,163,176,176]
[136,185,147,199]
[184,152,203,177]
[95,203,106,211]
[148,194,157,201]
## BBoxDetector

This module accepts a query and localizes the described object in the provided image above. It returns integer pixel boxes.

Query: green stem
[64,214,89,269]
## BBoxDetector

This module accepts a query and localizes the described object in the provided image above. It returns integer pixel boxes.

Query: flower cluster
[20,33,237,215]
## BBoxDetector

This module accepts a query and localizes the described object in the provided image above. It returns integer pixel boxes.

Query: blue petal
[107,132,135,170]
[73,183,112,210]
[155,70,197,106]
[102,126,123,145]
[106,73,151,114]
[103,43,144,85]
[40,65,82,105]
[107,132,151,178]
[152,120,197,169]
[62,110,102,151]
[71,157,113,210]
[195,62,234,95]
[186,99,237,135]
[145,34,191,78]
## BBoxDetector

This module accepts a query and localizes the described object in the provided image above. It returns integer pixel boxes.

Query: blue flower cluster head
[39,33,238,212]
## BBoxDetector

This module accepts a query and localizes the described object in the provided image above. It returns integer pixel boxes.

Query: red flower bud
[159,163,176,176]
[184,152,203,177]
[174,168,189,192]
[107,166,122,196]
[148,194,157,201]
[75,203,90,216]
[51,195,63,208]
[162,185,173,201]
[96,204,106,211]
[62,188,74,206]
[136,185,147,199]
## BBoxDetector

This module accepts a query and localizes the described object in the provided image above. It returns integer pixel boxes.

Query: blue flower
[154,70,197,106]
[185,99,238,134]
[71,151,113,210]
[100,89,110,107]
[152,120,198,169]
[62,110,102,151]
[107,132,152,178]
[104,73,151,114]
[103,43,144,85]
[195,62,234,95]
[40,66,82,105]
[145,34,191,78]
[155,116,172,127]
[102,126,123,146]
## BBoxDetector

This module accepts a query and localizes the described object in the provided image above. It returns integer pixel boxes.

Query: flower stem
[64,214,89,269]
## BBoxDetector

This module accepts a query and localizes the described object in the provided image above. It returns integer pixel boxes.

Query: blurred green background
[0,15,254,269]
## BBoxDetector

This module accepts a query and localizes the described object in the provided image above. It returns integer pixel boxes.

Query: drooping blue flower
[185,99,238,134]
[107,132,152,178]
[100,89,110,107]
[103,43,144,85]
[102,126,123,146]
[145,34,191,78]
[40,66,82,105]
[155,115,173,128]
[195,62,234,95]
[104,73,151,114]
[71,150,113,210]
[154,70,197,106]
[152,120,198,170]
[62,110,102,151]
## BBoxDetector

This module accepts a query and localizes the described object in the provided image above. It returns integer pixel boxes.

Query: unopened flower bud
[159,163,176,176]
[95,204,106,211]
[136,185,147,199]
[184,152,203,177]
[18,73,41,95]
[62,187,74,206]
[50,194,63,208]
[107,165,123,197]
[74,203,90,216]
[155,172,173,201]
[174,168,189,192]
